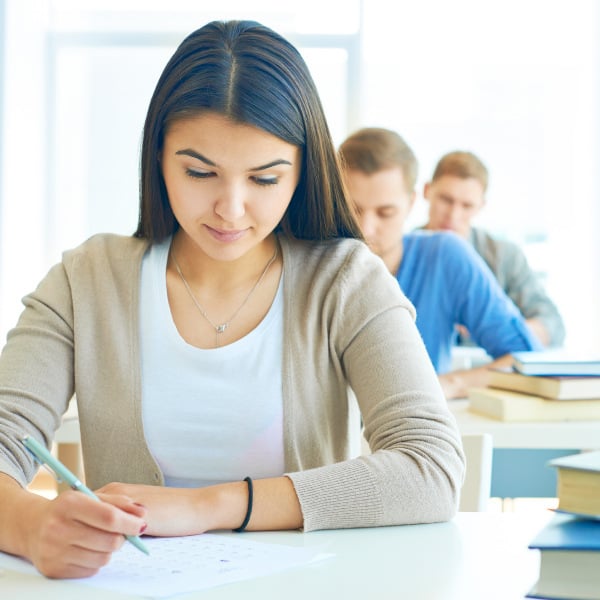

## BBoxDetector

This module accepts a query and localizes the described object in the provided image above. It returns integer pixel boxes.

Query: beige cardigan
[0,233,464,531]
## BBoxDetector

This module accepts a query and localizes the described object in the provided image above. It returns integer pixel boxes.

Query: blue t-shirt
[397,231,541,374]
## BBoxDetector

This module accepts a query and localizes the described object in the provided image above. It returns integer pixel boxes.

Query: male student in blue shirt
[339,127,542,400]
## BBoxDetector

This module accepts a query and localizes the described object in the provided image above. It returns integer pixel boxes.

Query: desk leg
[56,443,84,493]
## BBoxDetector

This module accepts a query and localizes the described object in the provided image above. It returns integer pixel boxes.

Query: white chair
[459,433,493,511]
[360,432,493,512]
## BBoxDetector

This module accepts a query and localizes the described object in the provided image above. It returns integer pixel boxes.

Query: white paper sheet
[0,534,332,598]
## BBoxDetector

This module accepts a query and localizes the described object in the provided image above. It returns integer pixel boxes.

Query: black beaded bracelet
[232,476,253,533]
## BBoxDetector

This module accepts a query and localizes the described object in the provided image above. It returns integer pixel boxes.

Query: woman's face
[161,112,301,261]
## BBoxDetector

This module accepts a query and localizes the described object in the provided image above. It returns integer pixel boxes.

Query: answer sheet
[0,534,332,598]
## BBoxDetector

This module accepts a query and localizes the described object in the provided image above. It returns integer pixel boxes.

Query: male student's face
[344,166,415,263]
[424,175,485,238]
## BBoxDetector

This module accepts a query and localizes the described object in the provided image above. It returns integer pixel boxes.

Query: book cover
[549,451,600,519]
[550,450,600,474]
[512,351,600,377]
[488,368,600,400]
[527,513,600,600]
[467,387,600,422]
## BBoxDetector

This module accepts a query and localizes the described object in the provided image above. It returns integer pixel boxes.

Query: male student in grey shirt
[422,150,565,348]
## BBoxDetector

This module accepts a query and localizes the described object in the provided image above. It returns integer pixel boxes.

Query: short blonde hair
[431,151,489,193]
[338,127,418,193]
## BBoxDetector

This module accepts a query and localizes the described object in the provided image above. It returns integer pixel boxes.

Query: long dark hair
[135,20,362,242]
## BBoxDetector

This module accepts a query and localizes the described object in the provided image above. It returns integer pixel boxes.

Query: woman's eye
[185,169,213,179]
[252,176,278,186]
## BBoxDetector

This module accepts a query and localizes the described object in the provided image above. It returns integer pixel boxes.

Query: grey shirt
[469,227,565,347]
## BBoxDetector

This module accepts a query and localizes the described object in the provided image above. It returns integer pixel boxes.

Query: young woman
[0,20,464,579]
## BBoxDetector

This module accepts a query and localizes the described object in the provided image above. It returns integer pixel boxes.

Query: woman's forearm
[97,475,304,537]
[242,476,303,531]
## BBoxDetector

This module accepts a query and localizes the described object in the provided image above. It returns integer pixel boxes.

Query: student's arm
[0,472,147,579]
[444,236,541,362]
[438,354,514,400]
[428,234,541,400]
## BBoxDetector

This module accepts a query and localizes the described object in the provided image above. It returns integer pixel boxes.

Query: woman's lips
[205,226,248,243]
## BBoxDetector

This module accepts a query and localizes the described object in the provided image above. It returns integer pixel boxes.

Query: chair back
[459,433,493,511]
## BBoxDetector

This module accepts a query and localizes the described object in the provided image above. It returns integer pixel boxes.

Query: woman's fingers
[96,491,148,519]
[29,490,146,578]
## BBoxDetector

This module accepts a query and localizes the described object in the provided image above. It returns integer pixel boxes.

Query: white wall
[359,0,600,352]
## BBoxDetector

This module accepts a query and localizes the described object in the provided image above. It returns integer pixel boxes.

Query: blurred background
[1,0,598,352]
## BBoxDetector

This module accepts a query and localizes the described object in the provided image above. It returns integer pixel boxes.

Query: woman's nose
[214,183,246,222]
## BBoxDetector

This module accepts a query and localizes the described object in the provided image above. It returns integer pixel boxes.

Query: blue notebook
[527,513,600,599]
[512,351,600,377]
[529,513,600,551]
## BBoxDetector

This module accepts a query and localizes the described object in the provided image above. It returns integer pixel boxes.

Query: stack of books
[527,451,600,599]
[467,351,600,422]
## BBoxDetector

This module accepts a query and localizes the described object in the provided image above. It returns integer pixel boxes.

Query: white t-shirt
[140,238,284,487]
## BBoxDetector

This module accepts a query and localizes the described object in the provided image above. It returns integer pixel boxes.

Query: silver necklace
[171,244,278,347]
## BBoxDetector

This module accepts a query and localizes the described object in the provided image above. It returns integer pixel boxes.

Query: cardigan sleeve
[285,240,465,531]
[0,261,75,486]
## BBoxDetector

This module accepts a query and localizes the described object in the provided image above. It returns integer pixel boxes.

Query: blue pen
[22,435,150,556]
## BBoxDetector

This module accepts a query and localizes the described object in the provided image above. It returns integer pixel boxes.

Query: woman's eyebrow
[251,159,293,171]
[175,149,292,171]
[175,148,215,166]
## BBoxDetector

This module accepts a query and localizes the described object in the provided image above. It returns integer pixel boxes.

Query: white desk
[0,511,552,600]
[450,398,600,449]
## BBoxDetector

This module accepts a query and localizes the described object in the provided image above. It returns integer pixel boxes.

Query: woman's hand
[23,489,147,579]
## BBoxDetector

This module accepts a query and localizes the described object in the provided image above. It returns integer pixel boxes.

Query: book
[549,451,600,519]
[527,513,600,600]
[512,351,600,377]
[488,368,600,400]
[467,387,600,422]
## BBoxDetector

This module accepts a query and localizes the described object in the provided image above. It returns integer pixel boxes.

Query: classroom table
[449,398,600,448]
[0,511,553,600]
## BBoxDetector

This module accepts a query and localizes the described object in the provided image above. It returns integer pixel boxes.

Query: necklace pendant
[172,243,278,346]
